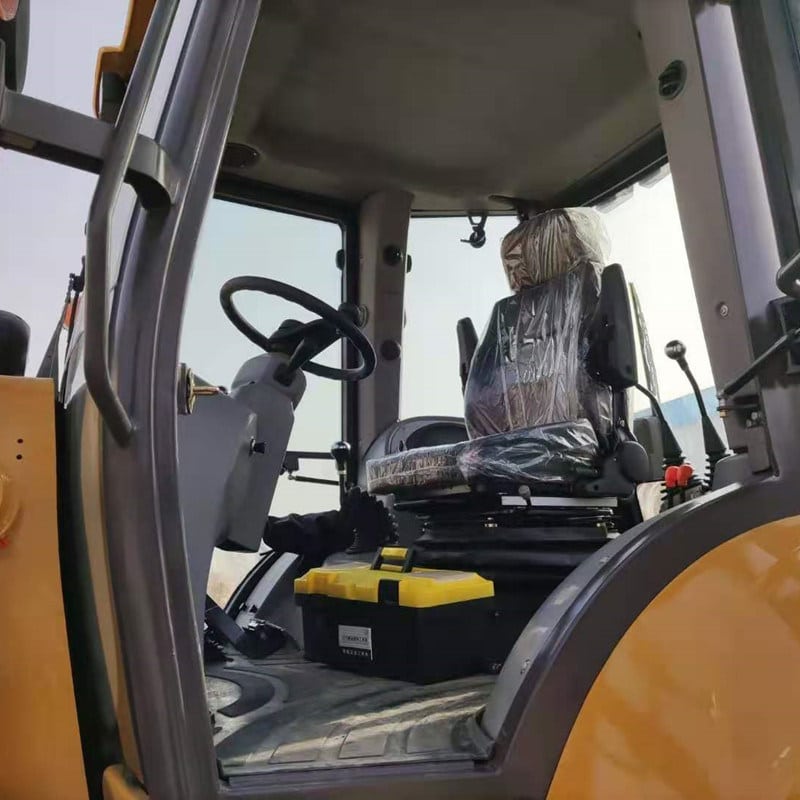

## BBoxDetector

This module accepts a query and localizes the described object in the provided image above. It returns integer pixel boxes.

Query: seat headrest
[501,208,610,292]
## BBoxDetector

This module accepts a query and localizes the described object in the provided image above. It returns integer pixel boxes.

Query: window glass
[399,174,724,473]
[401,216,518,419]
[140,1,199,138]
[181,199,343,601]
[597,168,727,469]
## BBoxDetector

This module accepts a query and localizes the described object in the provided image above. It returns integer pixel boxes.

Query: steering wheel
[219,276,376,382]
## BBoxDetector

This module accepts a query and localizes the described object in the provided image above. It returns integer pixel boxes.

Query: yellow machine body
[93,0,156,117]
[548,515,800,799]
[0,377,89,799]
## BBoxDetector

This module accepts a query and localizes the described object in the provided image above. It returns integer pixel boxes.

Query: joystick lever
[666,340,727,486]
[330,441,351,504]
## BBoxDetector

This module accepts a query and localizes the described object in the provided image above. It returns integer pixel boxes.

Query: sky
[0,1,129,369]
[1,2,719,599]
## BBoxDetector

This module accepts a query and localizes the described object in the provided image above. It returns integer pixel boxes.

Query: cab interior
[5,0,795,796]
[170,0,730,780]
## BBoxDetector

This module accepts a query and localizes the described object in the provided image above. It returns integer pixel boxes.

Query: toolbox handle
[371,546,415,573]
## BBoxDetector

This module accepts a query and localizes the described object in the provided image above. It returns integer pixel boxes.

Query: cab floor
[206,651,496,777]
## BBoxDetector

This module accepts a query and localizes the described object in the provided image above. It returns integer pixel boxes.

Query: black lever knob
[331,441,351,474]
[665,339,688,369]
[330,441,351,505]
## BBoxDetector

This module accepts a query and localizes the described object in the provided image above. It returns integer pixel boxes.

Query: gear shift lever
[330,441,351,504]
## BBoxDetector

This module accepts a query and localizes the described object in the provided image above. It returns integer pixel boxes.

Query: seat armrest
[457,317,478,392]
[589,264,638,391]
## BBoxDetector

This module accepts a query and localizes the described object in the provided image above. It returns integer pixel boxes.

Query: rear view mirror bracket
[0,42,178,210]
[0,0,27,93]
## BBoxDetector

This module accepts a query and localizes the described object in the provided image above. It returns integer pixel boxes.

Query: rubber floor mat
[207,653,495,776]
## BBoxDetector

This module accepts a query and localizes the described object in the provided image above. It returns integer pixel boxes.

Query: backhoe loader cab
[4,1,800,798]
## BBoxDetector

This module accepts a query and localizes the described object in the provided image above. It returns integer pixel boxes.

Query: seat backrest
[464,208,636,445]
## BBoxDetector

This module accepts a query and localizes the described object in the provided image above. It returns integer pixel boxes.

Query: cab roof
[223,0,662,213]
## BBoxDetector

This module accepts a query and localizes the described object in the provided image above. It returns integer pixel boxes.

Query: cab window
[597,168,727,469]
[401,216,517,419]
[400,170,725,472]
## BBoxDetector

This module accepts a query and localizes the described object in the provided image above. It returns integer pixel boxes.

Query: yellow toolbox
[295,547,495,683]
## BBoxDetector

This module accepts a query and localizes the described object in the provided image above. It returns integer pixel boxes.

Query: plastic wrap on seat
[464,267,613,438]
[458,419,600,487]
[500,208,610,292]
[366,421,599,495]
[367,441,466,495]
[464,210,613,440]
[366,209,617,498]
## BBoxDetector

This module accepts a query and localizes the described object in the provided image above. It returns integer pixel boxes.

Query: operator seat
[366,208,646,498]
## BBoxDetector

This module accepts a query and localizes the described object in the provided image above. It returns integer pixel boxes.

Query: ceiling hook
[461,212,488,248]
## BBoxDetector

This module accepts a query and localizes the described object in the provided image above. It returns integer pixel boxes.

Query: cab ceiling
[225,0,660,213]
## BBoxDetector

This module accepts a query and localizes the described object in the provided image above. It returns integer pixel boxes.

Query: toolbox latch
[377,580,400,605]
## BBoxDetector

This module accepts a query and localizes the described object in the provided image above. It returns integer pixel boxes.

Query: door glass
[181,199,343,601]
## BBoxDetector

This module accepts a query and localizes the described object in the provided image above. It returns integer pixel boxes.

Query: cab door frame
[95,2,261,798]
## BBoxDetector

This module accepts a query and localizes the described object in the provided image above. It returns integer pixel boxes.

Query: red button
[677,464,694,488]
[665,466,679,489]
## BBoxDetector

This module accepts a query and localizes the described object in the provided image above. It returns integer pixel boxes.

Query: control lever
[666,340,728,486]
[281,450,339,487]
[718,327,800,401]
[330,440,351,505]
[636,379,696,510]
[634,382,685,468]
[204,595,287,660]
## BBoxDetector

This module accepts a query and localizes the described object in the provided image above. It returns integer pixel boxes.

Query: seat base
[407,502,618,660]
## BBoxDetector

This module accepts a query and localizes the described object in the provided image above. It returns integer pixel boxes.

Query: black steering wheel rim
[219,276,376,382]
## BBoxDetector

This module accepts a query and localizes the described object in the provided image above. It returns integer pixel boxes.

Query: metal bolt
[746,411,763,428]
[383,245,403,266]
[380,339,401,361]
[178,363,226,414]
[717,302,730,318]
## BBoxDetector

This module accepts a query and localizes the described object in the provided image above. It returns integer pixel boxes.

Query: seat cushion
[366,440,467,495]
[459,419,600,487]
[367,419,600,495]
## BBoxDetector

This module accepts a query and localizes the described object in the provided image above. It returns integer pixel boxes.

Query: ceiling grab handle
[84,0,179,445]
